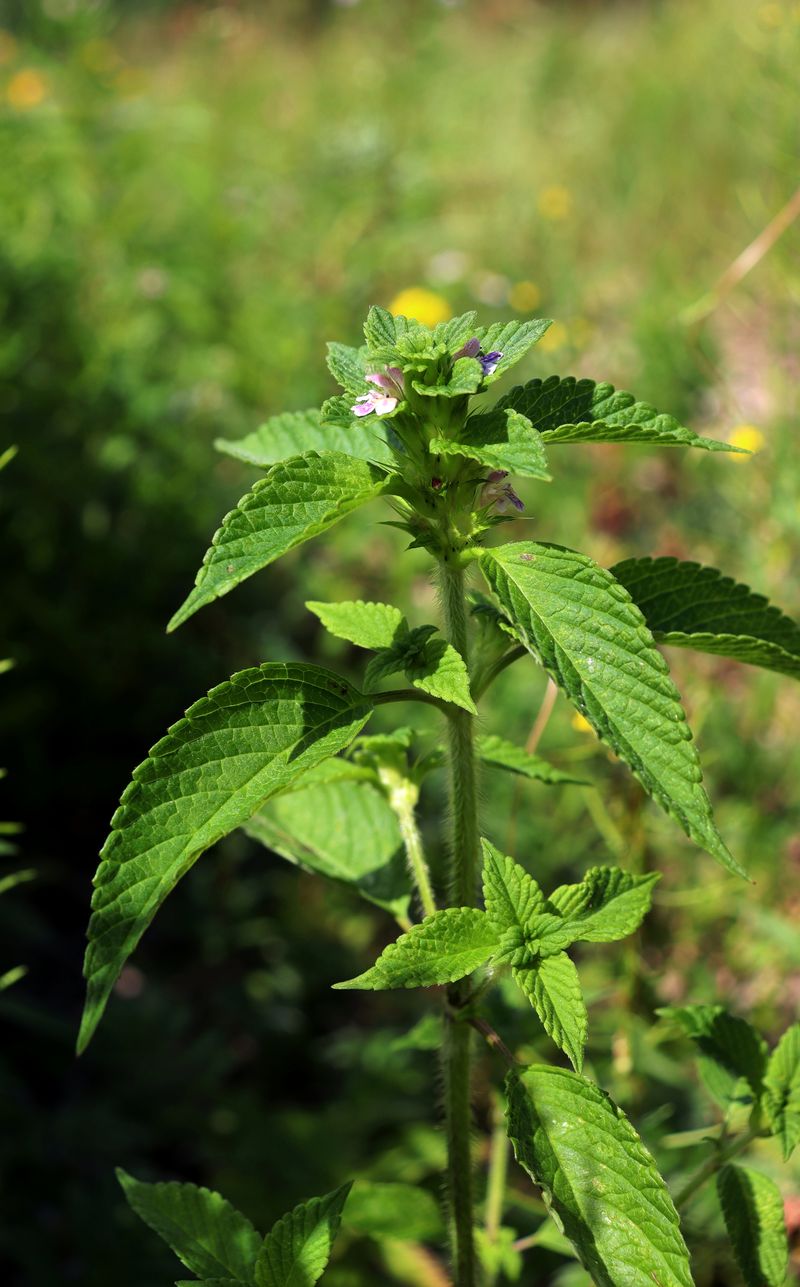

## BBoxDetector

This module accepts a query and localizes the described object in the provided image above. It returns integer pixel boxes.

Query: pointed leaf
[431,409,551,481]
[168,453,389,631]
[547,867,660,944]
[306,600,404,651]
[499,375,740,452]
[403,637,477,714]
[243,779,410,919]
[506,1066,693,1287]
[116,1169,261,1282]
[481,838,545,935]
[326,342,368,395]
[343,1181,443,1242]
[432,311,479,352]
[515,953,588,1070]
[364,305,407,351]
[658,1005,767,1104]
[480,542,742,877]
[764,1023,800,1159]
[333,907,498,990]
[255,1184,351,1287]
[215,409,395,468]
[78,664,372,1052]
[412,356,484,398]
[478,319,553,383]
[477,734,588,786]
[611,557,800,681]
[717,1165,788,1287]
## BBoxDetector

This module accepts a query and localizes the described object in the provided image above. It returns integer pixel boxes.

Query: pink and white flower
[351,367,405,417]
[479,469,524,513]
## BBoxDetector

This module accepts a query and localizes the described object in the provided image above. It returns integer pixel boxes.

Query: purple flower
[479,469,524,514]
[351,367,405,417]
[454,337,503,377]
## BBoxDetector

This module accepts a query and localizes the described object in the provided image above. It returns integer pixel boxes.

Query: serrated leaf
[764,1023,800,1159]
[515,953,588,1071]
[168,453,389,631]
[611,557,800,681]
[307,599,403,651]
[431,408,551,481]
[215,409,395,468]
[402,637,477,714]
[364,305,407,351]
[255,1183,351,1287]
[116,1169,261,1282]
[499,375,740,452]
[412,356,484,398]
[432,311,479,352]
[658,1005,767,1105]
[481,838,545,934]
[480,542,742,877]
[479,319,553,383]
[717,1165,788,1287]
[78,664,372,1052]
[506,1067,693,1287]
[243,778,409,919]
[326,341,368,395]
[477,734,588,786]
[546,867,660,944]
[334,907,498,990]
[343,1181,443,1242]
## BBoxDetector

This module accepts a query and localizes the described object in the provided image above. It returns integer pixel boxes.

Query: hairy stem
[393,792,437,919]
[673,1125,760,1210]
[484,1094,510,1287]
[439,558,480,1287]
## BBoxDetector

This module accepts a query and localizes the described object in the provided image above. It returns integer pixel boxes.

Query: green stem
[393,791,437,919]
[673,1125,759,1210]
[439,558,480,1287]
[484,1094,510,1281]
[471,644,527,702]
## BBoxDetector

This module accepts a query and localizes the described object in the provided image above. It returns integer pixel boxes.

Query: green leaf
[432,311,479,352]
[481,839,545,934]
[516,952,588,1071]
[499,375,740,452]
[717,1165,788,1287]
[475,1227,523,1282]
[243,778,409,919]
[401,636,477,714]
[506,1067,693,1287]
[610,557,800,681]
[364,305,406,350]
[215,409,395,468]
[431,408,551,481]
[658,1005,767,1105]
[255,1183,351,1287]
[477,734,588,786]
[307,599,403,651]
[326,341,368,395]
[116,1168,261,1282]
[176,1280,241,1286]
[547,867,660,944]
[343,1181,443,1242]
[168,453,389,631]
[479,319,553,383]
[412,356,484,398]
[78,664,373,1052]
[334,907,498,990]
[764,1023,800,1159]
[480,542,742,877]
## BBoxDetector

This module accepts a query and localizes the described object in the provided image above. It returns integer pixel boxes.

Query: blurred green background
[1,0,799,1283]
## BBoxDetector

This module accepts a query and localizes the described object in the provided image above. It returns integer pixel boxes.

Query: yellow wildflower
[571,711,594,735]
[387,287,451,328]
[758,3,784,26]
[7,68,47,110]
[728,425,765,458]
[538,321,568,353]
[538,185,572,220]
[508,280,542,312]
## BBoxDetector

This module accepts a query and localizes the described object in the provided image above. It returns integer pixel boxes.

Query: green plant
[79,309,800,1286]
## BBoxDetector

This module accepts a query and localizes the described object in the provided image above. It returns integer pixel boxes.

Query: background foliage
[1,0,799,1282]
